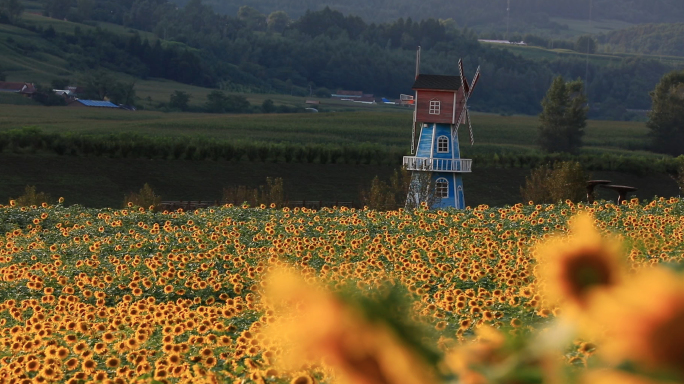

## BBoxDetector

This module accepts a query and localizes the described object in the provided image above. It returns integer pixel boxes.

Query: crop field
[0,198,682,383]
[0,106,653,154]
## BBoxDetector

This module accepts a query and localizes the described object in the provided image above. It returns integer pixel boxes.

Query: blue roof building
[70,100,120,108]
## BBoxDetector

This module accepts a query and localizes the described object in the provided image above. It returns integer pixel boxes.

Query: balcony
[403,156,472,173]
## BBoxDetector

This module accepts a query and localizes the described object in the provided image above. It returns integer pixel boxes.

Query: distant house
[478,39,527,46]
[68,100,120,108]
[305,100,320,105]
[66,86,85,95]
[0,82,36,95]
[331,90,363,99]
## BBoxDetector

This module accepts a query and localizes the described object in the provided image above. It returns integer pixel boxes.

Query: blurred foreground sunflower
[533,213,624,315]
[262,267,439,384]
[593,268,684,381]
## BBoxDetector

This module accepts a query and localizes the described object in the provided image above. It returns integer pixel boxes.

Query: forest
[168,0,684,26]
[0,0,681,118]
[597,23,684,57]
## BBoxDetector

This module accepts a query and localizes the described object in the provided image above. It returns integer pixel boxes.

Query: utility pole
[506,0,510,41]
[585,0,593,101]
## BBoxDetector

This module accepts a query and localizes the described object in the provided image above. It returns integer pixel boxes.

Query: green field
[551,17,636,36]
[0,105,654,154]
[481,41,684,67]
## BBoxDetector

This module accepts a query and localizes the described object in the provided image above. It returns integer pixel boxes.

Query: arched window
[435,178,449,198]
[437,136,449,153]
[429,99,440,115]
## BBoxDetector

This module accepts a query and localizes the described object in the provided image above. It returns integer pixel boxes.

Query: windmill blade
[458,59,470,96]
[466,109,475,145]
[452,102,467,142]
[469,66,481,96]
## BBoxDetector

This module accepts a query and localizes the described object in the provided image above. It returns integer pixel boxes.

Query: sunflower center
[563,252,613,302]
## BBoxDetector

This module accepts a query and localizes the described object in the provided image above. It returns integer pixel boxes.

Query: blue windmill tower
[403,48,480,209]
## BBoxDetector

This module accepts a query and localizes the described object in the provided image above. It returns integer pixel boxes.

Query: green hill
[2,2,683,119]
[174,0,684,31]
[597,23,684,57]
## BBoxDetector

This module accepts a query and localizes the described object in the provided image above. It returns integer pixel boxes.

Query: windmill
[403,49,481,209]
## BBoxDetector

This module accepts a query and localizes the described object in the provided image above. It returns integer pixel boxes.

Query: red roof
[0,82,26,92]
[0,82,36,94]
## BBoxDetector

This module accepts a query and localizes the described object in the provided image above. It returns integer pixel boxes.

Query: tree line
[2,1,682,118]
[597,23,684,57]
[167,0,684,26]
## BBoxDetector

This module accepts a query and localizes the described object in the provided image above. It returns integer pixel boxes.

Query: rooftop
[412,74,462,91]
[76,100,119,108]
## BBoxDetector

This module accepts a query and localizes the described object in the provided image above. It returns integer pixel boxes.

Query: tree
[538,76,587,154]
[520,161,589,204]
[205,90,227,113]
[80,71,135,105]
[361,168,413,211]
[675,163,684,194]
[76,0,92,20]
[647,70,684,156]
[43,0,72,20]
[267,11,289,33]
[51,78,70,90]
[80,70,119,100]
[169,90,191,111]
[32,84,67,106]
[0,0,23,24]
[261,99,275,113]
[110,81,136,105]
[575,35,597,54]
[237,6,266,31]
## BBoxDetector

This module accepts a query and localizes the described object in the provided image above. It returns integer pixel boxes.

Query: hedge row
[1,127,682,174]
[0,127,405,165]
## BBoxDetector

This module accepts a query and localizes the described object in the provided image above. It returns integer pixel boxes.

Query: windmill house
[403,48,480,209]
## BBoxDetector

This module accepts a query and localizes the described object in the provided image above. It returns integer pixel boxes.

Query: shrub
[520,161,589,204]
[10,185,54,206]
[123,184,162,210]
[222,177,285,208]
[361,168,434,210]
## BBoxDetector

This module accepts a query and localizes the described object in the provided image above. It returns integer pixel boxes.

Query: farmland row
[1,127,681,175]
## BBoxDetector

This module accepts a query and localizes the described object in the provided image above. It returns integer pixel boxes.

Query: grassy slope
[550,17,636,36]
[0,13,408,111]
[480,41,684,67]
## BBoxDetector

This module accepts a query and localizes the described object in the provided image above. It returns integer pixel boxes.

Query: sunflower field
[0,198,683,384]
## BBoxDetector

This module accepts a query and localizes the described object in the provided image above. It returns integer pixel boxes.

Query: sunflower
[290,375,314,384]
[106,357,120,369]
[533,213,624,313]
[102,332,115,343]
[65,358,79,370]
[81,359,97,374]
[581,369,668,384]
[93,370,108,381]
[594,268,684,379]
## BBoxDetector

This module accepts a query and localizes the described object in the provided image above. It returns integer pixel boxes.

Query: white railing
[403,156,472,173]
